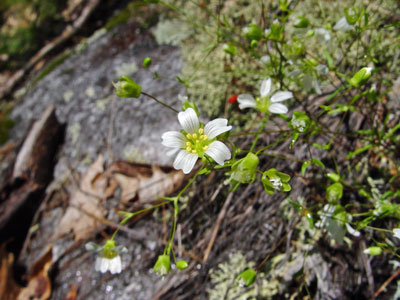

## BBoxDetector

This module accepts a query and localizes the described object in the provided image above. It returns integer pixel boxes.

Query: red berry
[228,94,238,104]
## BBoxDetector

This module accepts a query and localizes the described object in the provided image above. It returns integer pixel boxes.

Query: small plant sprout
[85,240,127,274]
[237,78,293,114]
[161,108,232,174]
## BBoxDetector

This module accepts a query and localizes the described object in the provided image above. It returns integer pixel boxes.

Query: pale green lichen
[63,90,74,102]
[115,61,138,78]
[95,95,113,111]
[151,19,192,46]
[123,144,146,163]
[68,122,81,144]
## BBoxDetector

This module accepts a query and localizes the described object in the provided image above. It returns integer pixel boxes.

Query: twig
[374,268,400,298]
[203,192,233,262]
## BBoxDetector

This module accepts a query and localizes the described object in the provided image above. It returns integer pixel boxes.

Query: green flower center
[184,128,211,157]
[255,97,271,113]
[103,240,118,259]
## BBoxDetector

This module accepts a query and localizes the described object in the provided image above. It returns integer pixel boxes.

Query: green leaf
[312,142,331,150]
[237,269,257,287]
[326,172,340,182]
[311,159,325,168]
[301,160,311,176]
[346,144,373,159]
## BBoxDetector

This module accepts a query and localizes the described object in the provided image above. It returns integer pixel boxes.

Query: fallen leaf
[63,284,77,300]
[0,246,21,300]
[109,162,185,204]
[17,249,52,300]
[56,155,107,241]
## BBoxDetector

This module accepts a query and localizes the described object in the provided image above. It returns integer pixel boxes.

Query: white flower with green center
[237,78,293,114]
[162,108,232,174]
[85,240,127,274]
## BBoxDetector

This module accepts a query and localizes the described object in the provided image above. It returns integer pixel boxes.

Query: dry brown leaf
[56,155,107,241]
[110,162,185,204]
[0,246,21,300]
[63,284,77,300]
[17,249,52,300]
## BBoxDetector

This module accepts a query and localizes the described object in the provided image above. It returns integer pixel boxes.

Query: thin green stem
[165,164,208,254]
[141,92,179,113]
[249,114,269,153]
[111,200,174,240]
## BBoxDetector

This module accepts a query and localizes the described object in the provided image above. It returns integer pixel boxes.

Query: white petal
[166,148,180,157]
[178,108,199,133]
[109,256,122,274]
[237,94,256,110]
[393,228,400,239]
[173,150,198,174]
[205,141,231,165]
[204,119,232,139]
[95,256,102,272]
[100,257,109,273]
[269,103,288,114]
[346,223,360,237]
[271,91,293,102]
[260,78,271,97]
[161,131,185,148]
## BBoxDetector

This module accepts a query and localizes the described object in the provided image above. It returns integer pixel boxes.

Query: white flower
[333,17,355,32]
[393,228,400,239]
[237,78,293,114]
[85,240,127,274]
[314,28,331,42]
[95,255,122,274]
[162,108,232,174]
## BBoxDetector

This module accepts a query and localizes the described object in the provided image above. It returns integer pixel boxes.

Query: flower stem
[249,114,269,153]
[165,164,207,254]
[141,92,179,113]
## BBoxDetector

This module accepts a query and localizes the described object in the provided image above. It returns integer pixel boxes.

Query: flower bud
[326,182,343,203]
[293,16,310,28]
[143,57,152,68]
[267,20,284,42]
[113,76,142,98]
[244,24,263,41]
[349,67,373,88]
[363,246,382,256]
[176,260,189,270]
[250,40,258,49]
[237,269,257,287]
[153,254,171,276]
[344,7,360,25]
[231,152,259,184]
[223,43,237,56]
